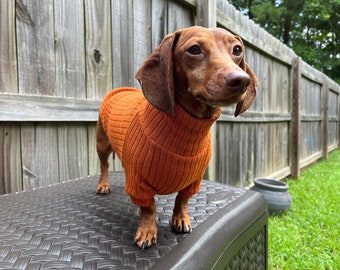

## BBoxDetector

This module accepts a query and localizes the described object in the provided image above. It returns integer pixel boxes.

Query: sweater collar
[140,102,221,156]
[142,102,221,134]
[170,102,221,134]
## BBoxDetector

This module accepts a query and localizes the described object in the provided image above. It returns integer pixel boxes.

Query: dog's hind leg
[96,116,113,194]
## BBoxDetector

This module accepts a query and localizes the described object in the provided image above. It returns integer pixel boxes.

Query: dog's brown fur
[96,26,258,250]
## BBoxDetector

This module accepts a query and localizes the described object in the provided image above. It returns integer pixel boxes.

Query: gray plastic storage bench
[0,172,268,269]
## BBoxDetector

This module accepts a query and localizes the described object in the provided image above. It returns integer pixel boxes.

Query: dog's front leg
[134,205,157,251]
[171,195,192,233]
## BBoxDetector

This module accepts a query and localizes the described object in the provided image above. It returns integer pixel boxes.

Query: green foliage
[229,0,340,84]
[268,150,340,269]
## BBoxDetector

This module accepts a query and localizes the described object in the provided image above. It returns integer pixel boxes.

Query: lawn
[268,150,340,270]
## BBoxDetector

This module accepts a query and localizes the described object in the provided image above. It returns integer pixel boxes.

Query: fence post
[322,76,329,159]
[290,57,301,178]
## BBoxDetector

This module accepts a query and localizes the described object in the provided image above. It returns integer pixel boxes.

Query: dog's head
[135,26,258,118]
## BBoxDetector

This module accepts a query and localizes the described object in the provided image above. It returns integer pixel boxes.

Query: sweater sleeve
[125,171,156,207]
[177,179,202,200]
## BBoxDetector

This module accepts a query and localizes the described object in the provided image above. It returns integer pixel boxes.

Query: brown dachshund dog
[96,26,258,250]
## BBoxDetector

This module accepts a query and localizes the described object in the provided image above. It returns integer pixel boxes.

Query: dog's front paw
[171,195,192,233]
[134,206,157,251]
[171,213,192,233]
[134,224,157,251]
[96,183,110,195]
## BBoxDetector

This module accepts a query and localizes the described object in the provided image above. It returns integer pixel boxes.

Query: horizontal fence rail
[0,0,339,194]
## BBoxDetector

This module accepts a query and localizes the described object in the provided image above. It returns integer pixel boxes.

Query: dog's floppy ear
[135,33,178,115]
[234,39,258,117]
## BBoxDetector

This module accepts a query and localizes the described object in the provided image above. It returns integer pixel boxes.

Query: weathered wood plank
[301,76,322,115]
[57,123,88,181]
[328,90,339,149]
[0,1,18,93]
[54,0,89,180]
[264,123,290,177]
[300,151,322,170]
[244,47,263,113]
[300,59,325,85]
[54,0,86,98]
[300,121,322,163]
[168,0,194,32]
[0,123,22,194]
[85,0,112,99]
[0,93,100,121]
[215,120,290,186]
[152,0,168,49]
[16,0,60,188]
[16,0,56,95]
[133,0,152,82]
[321,78,330,159]
[84,0,113,176]
[197,0,216,27]
[111,0,134,87]
[0,2,22,194]
[21,123,59,189]
[220,110,291,123]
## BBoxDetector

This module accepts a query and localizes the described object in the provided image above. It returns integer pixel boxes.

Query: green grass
[268,150,340,270]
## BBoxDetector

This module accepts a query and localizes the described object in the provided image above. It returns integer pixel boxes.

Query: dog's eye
[187,45,202,55]
[232,45,242,56]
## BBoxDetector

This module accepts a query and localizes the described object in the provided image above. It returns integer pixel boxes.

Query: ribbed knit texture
[100,87,221,207]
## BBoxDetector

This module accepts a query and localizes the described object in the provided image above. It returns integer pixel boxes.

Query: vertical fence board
[85,0,112,99]
[328,90,339,149]
[216,122,258,186]
[247,48,264,113]
[112,0,134,88]
[322,79,329,158]
[0,1,17,93]
[0,1,22,193]
[133,0,152,85]
[58,123,88,181]
[152,0,168,49]
[16,0,60,188]
[168,1,194,32]
[85,0,113,175]
[0,124,22,194]
[21,123,59,189]
[54,0,89,182]
[300,75,323,165]
[16,0,56,95]
[54,0,86,98]
[197,0,216,27]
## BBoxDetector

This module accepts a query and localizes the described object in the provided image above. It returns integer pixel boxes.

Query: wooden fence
[1,0,339,194]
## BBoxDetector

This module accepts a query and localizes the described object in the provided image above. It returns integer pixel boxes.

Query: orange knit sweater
[100,87,221,207]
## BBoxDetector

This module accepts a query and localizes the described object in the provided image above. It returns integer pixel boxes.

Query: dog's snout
[225,71,250,93]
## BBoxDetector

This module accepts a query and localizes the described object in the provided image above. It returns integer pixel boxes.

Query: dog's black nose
[225,71,250,93]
